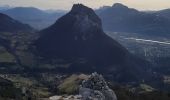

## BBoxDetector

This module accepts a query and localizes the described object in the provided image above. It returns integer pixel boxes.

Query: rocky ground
[1,72,170,100]
[48,72,117,100]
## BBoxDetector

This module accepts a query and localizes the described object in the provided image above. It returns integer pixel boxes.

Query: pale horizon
[0,0,170,11]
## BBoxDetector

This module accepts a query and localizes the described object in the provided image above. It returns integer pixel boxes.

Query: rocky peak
[79,72,117,100]
[70,4,103,34]
[71,4,92,14]
[71,4,98,17]
[40,4,103,41]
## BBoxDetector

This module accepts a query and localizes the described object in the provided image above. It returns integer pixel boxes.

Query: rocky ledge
[79,72,117,100]
[49,72,117,100]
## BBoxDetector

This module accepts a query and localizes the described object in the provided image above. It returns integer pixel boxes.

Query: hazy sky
[0,0,170,10]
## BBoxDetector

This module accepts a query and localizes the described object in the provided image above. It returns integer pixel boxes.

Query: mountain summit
[68,4,103,36]
[40,4,103,38]
[35,4,127,65]
[35,4,151,82]
[112,3,129,9]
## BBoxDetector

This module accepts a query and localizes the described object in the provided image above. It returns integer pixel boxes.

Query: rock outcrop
[79,72,117,100]
[49,72,117,100]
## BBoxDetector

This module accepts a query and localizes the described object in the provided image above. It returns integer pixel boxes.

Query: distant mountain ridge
[0,5,11,11]
[0,13,33,33]
[2,4,170,34]
[1,7,66,30]
[97,3,170,36]
[154,9,170,20]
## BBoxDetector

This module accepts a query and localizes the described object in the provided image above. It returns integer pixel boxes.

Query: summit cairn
[79,72,117,100]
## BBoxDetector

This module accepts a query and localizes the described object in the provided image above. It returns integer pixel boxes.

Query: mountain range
[154,9,170,20]
[1,4,170,37]
[1,7,66,30]
[96,3,170,36]
[0,5,10,11]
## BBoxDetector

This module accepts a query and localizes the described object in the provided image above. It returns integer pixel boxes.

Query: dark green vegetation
[0,73,170,100]
[0,77,22,99]
[0,13,37,75]
[110,84,170,100]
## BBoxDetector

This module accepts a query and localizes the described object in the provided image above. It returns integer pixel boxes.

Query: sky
[0,0,170,10]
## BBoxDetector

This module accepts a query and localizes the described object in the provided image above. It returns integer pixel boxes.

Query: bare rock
[79,72,117,100]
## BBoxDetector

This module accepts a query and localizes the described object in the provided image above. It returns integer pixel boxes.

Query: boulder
[79,72,117,100]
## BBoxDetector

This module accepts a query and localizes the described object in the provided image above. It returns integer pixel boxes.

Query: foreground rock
[49,72,117,100]
[49,95,82,100]
[79,72,117,100]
